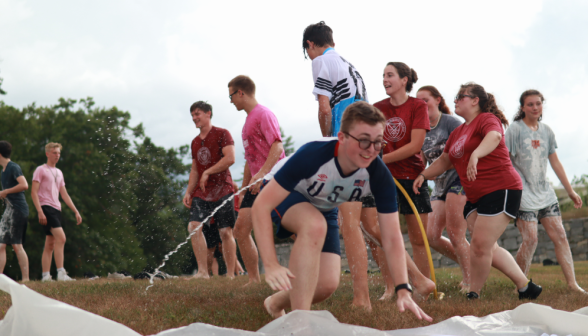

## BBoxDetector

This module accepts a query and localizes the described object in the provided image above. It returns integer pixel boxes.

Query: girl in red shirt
[413,83,542,300]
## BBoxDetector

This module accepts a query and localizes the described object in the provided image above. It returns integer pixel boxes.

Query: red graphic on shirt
[318,174,328,182]
[450,135,468,158]
[531,140,540,149]
[384,117,407,142]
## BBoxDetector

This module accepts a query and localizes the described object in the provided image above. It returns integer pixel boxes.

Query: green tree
[280,127,296,156]
[0,98,191,279]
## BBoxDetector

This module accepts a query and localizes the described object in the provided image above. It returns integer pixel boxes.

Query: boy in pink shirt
[228,75,285,285]
[31,143,82,281]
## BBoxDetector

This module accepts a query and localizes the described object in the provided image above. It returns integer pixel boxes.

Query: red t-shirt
[374,97,430,180]
[444,113,522,203]
[191,126,235,202]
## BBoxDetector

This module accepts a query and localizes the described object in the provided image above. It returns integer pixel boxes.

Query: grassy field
[1,262,588,335]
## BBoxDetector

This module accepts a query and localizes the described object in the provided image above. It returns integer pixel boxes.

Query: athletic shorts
[431,177,466,202]
[271,191,341,255]
[0,206,28,244]
[202,221,222,249]
[463,189,522,220]
[42,205,62,236]
[190,194,236,229]
[516,202,561,224]
[396,179,432,215]
[361,195,376,208]
[239,189,258,209]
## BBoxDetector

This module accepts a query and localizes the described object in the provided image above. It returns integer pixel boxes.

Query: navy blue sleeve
[274,140,337,192]
[367,157,398,213]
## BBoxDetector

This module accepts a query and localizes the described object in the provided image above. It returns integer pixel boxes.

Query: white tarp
[0,275,586,336]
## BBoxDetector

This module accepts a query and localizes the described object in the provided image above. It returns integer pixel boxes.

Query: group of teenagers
[181,21,585,321]
[0,142,82,282]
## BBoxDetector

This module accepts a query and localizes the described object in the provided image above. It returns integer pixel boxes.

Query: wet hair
[417,86,452,115]
[386,62,418,93]
[458,82,509,127]
[45,142,63,153]
[228,75,256,96]
[513,89,545,122]
[340,101,386,134]
[302,21,334,59]
[0,141,12,159]
[190,101,213,118]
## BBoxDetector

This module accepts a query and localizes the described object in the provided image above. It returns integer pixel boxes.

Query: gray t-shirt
[505,120,558,211]
[1,161,29,216]
[421,114,462,198]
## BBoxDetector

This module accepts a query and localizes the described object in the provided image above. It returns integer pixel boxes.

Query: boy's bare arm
[59,186,82,225]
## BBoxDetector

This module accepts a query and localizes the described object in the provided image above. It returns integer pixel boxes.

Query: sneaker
[466,291,479,300]
[41,274,53,282]
[519,279,542,300]
[57,270,76,281]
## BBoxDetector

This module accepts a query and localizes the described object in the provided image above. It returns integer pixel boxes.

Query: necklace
[45,164,58,186]
[430,113,442,130]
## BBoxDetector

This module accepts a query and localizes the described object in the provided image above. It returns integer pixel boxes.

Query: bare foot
[413,278,436,303]
[459,281,470,294]
[184,272,210,280]
[351,299,372,312]
[569,284,588,294]
[378,288,394,301]
[243,279,260,287]
[264,295,285,319]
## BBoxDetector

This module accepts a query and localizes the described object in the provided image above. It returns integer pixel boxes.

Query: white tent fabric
[0,275,586,336]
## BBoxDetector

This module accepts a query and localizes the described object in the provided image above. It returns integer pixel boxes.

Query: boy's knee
[219,228,233,241]
[304,220,327,241]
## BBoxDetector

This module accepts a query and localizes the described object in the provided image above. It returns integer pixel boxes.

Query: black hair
[0,141,12,159]
[302,21,334,59]
[190,101,213,118]
[386,62,418,93]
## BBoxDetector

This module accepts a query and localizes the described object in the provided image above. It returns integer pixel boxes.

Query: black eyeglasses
[345,133,386,151]
[455,94,476,101]
[229,90,239,101]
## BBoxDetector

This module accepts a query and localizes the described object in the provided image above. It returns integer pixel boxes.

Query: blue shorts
[431,177,466,202]
[271,191,341,255]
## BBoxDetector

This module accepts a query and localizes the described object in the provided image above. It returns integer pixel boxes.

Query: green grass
[1,262,588,335]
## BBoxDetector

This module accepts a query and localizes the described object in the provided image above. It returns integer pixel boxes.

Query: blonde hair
[45,142,63,152]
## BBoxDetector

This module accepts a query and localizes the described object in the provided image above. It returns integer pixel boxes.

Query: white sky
[1,0,587,185]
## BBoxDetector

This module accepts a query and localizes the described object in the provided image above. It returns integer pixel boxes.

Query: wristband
[418,173,426,180]
[395,283,413,294]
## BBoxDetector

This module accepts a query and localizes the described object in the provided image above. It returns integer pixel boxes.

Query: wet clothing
[463,189,522,220]
[242,104,284,177]
[395,178,432,215]
[311,48,368,135]
[41,205,63,236]
[430,177,465,202]
[0,202,28,244]
[190,126,235,202]
[1,161,29,216]
[32,164,65,211]
[445,113,522,204]
[422,113,463,200]
[517,202,561,223]
[189,194,236,229]
[374,97,430,180]
[505,120,558,211]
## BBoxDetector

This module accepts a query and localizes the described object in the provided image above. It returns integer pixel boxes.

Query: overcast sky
[1,0,587,186]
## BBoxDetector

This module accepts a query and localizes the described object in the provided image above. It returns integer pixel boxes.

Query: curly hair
[513,89,544,122]
[459,82,508,127]
[386,62,418,93]
[417,85,452,114]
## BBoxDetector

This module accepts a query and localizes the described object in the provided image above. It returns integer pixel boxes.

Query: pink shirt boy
[242,104,285,176]
[32,164,65,211]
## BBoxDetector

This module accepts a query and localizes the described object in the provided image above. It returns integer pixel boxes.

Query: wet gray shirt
[1,161,29,216]
[505,120,558,211]
[421,114,462,198]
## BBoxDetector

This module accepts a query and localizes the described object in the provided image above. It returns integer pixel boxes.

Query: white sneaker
[57,270,76,281]
[41,274,53,282]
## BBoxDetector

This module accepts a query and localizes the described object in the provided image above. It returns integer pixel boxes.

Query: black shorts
[463,189,522,220]
[42,205,62,236]
[190,194,236,229]
[396,179,432,215]
[202,222,222,249]
[0,206,28,244]
[361,195,376,208]
[239,189,258,209]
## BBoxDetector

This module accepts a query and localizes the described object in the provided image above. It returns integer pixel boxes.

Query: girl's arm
[467,131,501,181]
[382,129,426,164]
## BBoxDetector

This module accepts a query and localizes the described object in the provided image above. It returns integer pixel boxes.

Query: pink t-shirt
[242,104,285,176]
[32,164,65,211]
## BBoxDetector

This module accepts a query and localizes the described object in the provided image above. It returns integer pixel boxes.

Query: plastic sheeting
[0,275,586,336]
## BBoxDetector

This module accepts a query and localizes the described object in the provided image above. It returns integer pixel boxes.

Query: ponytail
[387,62,418,93]
[514,89,545,122]
[417,85,452,115]
[460,82,508,127]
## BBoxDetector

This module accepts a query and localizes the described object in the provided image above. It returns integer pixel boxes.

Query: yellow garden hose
[393,178,439,300]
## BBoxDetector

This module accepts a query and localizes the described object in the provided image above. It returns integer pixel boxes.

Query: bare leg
[361,208,395,300]
[541,216,586,293]
[427,200,458,262]
[233,208,260,284]
[445,193,471,289]
[42,235,55,273]
[188,221,209,279]
[11,244,29,281]
[212,256,219,276]
[339,202,370,310]
[219,227,237,279]
[469,212,528,294]
[206,248,215,276]
[235,259,245,275]
[514,219,538,276]
[265,252,341,318]
[405,214,431,278]
[0,244,6,273]
[50,228,66,269]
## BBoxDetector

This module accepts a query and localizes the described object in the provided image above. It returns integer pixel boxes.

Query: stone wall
[265,217,588,273]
